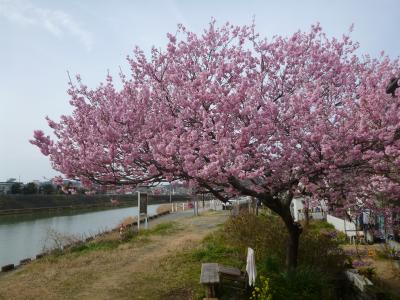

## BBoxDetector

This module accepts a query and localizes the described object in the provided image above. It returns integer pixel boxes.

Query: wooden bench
[200,263,219,298]
[200,263,247,299]
[218,265,246,288]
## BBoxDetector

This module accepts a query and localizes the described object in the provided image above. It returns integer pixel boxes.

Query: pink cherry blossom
[31,21,400,269]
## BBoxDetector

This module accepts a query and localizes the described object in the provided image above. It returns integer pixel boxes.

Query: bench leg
[205,284,216,298]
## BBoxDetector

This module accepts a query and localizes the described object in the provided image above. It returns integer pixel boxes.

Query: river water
[0,205,160,267]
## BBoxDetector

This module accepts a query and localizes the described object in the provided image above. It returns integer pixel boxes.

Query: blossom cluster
[31,21,400,217]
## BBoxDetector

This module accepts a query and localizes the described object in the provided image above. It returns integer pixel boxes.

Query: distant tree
[6,178,17,183]
[40,183,55,195]
[77,187,86,194]
[10,182,22,194]
[23,182,38,194]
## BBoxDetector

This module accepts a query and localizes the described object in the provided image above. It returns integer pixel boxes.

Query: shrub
[250,275,272,300]
[299,226,347,276]
[42,228,82,253]
[265,266,334,300]
[120,228,136,242]
[224,213,286,264]
[336,231,348,244]
[224,212,346,278]
[221,212,347,299]
[358,267,376,280]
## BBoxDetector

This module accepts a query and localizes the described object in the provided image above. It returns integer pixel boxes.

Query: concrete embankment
[0,194,191,216]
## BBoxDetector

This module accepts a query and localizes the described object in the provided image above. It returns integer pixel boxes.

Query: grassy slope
[0,211,233,300]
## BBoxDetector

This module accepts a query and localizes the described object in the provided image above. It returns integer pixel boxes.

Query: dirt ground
[0,210,229,300]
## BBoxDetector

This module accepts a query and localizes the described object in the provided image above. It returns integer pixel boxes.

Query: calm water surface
[0,205,160,266]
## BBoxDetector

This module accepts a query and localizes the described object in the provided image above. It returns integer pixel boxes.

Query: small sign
[367,249,376,257]
[137,191,149,231]
[139,193,148,214]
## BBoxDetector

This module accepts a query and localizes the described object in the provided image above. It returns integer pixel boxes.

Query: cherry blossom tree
[31,21,400,270]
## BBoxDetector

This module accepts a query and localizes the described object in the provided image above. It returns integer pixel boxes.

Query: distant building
[290,197,327,222]
[0,182,15,194]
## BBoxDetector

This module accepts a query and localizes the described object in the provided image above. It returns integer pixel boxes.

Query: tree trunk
[304,208,310,228]
[284,221,301,271]
[279,206,302,271]
[258,194,302,271]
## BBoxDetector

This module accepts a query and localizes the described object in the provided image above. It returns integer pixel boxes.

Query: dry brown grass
[116,204,172,230]
[117,216,137,228]
[156,203,172,214]
[0,210,228,300]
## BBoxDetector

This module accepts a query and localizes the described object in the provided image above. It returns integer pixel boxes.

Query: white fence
[326,214,356,233]
[170,199,223,212]
[326,214,365,242]
[298,212,326,220]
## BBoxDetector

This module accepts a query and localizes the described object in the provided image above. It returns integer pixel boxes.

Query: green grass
[70,240,119,254]
[306,220,335,232]
[138,230,245,299]
[191,232,243,268]
[143,221,181,236]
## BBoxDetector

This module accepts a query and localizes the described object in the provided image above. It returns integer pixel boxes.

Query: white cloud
[0,0,93,51]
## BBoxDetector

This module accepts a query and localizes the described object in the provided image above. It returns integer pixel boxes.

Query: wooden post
[255,197,259,216]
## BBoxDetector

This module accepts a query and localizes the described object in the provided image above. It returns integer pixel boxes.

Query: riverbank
[0,204,167,267]
[0,210,229,299]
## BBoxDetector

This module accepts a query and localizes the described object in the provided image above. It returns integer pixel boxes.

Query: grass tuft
[70,240,119,254]
[141,221,180,236]
[191,232,243,269]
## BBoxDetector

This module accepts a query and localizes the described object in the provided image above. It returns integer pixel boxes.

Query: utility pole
[169,183,172,204]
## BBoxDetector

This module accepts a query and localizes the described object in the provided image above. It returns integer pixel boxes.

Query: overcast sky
[0,0,399,182]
